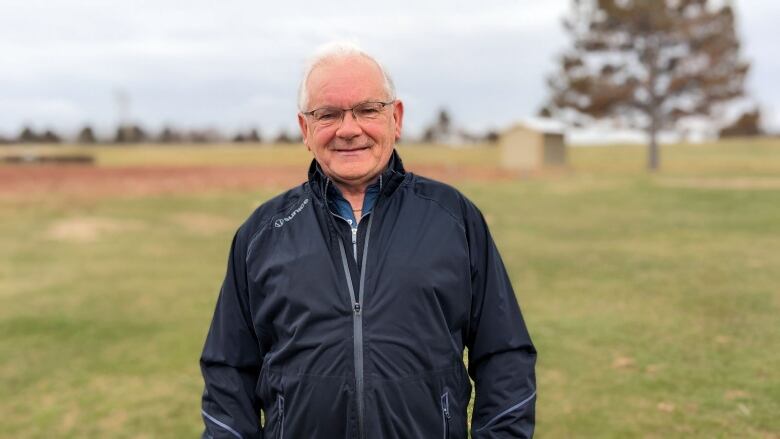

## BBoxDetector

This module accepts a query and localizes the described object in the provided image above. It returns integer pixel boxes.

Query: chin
[334,171,370,183]
[332,163,374,179]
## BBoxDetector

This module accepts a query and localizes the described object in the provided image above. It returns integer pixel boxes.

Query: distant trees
[18,127,39,143]
[1,123,303,145]
[77,126,97,144]
[233,128,262,143]
[16,126,61,144]
[40,130,61,143]
[158,126,183,143]
[3,115,505,146]
[187,129,222,144]
[422,109,453,143]
[107,125,272,144]
[418,108,498,144]
[114,124,148,143]
[246,129,262,143]
[273,129,301,144]
[542,0,751,170]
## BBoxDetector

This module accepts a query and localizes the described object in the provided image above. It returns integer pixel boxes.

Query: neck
[332,179,374,215]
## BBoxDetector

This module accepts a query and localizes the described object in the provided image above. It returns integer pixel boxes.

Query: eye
[314,109,341,121]
[355,104,382,118]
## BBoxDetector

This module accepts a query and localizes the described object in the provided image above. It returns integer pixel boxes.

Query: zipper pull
[351,227,358,261]
[353,302,361,316]
[441,393,451,419]
[278,395,285,415]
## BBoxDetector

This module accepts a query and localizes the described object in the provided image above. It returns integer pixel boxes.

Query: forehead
[306,56,387,108]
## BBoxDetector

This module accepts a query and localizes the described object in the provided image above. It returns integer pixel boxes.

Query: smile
[334,145,371,153]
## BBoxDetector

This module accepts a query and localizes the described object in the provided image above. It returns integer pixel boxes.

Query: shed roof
[506,117,566,135]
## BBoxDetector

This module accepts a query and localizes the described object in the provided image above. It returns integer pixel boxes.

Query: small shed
[499,118,567,172]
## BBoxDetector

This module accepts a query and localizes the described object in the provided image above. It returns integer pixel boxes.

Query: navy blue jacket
[200,151,536,438]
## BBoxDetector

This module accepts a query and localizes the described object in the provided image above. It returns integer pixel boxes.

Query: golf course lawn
[1,139,778,437]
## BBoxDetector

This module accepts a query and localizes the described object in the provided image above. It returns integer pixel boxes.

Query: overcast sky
[1,0,778,139]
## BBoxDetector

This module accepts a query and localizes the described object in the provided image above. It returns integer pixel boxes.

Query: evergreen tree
[542,0,750,170]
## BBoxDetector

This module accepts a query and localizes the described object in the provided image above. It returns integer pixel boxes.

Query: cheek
[311,130,334,151]
[366,125,391,144]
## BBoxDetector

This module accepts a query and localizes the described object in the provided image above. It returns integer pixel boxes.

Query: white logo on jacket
[274,198,309,228]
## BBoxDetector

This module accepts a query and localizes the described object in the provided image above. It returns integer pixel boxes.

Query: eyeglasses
[302,100,395,127]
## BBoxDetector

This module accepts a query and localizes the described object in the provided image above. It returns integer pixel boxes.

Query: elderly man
[200,43,536,438]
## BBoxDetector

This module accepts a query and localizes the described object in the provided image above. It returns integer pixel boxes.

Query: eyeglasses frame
[301,100,396,126]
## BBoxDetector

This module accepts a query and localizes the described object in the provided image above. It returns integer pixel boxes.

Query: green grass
[1,139,779,437]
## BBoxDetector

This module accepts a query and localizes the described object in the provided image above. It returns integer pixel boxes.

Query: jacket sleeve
[464,202,537,438]
[200,228,265,438]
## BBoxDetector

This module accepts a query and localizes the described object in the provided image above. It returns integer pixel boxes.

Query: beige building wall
[542,133,566,166]
[500,127,542,171]
[500,124,567,171]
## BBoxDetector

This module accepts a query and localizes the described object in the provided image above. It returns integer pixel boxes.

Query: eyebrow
[313,99,388,110]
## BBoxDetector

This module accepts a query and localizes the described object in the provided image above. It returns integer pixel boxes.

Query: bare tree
[542,0,750,170]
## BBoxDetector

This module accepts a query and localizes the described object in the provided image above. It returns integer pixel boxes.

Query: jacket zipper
[441,392,451,439]
[277,395,285,439]
[324,174,384,439]
[351,224,358,261]
[336,213,373,439]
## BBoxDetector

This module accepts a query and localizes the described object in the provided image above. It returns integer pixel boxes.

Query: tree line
[0,124,302,145]
[0,109,501,146]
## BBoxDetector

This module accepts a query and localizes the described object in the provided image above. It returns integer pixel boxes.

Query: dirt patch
[0,164,516,201]
[611,355,636,370]
[656,177,780,190]
[46,217,143,242]
[0,165,303,200]
[724,389,751,401]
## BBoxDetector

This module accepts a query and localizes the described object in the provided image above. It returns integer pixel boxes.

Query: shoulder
[407,174,483,229]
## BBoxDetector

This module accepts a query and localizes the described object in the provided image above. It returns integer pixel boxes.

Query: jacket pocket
[440,391,451,439]
[277,395,285,439]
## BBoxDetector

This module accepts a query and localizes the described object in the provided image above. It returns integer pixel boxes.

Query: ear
[392,100,404,141]
[297,113,311,151]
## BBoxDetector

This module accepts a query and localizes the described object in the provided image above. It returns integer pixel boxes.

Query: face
[298,56,403,188]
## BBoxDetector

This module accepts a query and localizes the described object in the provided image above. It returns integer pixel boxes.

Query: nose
[335,109,362,140]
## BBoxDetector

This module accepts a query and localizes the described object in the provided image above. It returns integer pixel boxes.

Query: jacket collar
[307,149,407,203]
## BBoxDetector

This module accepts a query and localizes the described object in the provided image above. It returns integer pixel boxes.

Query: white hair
[297,41,396,111]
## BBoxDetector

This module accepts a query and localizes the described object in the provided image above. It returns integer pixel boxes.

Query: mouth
[333,145,371,153]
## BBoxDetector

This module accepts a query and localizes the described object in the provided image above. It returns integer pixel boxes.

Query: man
[200,43,536,438]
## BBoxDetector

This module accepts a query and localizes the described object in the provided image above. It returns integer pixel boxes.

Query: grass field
[1,139,779,438]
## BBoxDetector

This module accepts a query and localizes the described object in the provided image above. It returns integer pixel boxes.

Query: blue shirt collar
[327,179,381,226]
